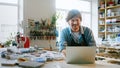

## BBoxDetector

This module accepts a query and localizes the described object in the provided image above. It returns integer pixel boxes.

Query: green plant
[4,40,12,47]
[4,32,15,47]
[51,13,59,26]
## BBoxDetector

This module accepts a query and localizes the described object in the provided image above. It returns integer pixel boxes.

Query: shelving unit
[27,18,57,49]
[98,0,120,40]
[96,46,120,62]
[28,19,56,40]
[98,0,120,62]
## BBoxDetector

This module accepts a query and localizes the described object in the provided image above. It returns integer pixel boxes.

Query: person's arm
[59,29,66,51]
[59,29,68,56]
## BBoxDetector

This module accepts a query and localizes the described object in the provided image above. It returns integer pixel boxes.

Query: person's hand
[62,49,66,57]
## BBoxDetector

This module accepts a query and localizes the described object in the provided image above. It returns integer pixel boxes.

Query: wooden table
[0,58,120,68]
[42,60,120,68]
[0,48,119,68]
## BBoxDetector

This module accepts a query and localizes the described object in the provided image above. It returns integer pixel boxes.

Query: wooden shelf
[106,23,120,26]
[99,8,105,11]
[96,56,120,61]
[29,36,56,40]
[99,32,105,34]
[107,5,120,9]
[106,32,120,34]
[99,24,105,26]
[106,16,120,19]
[98,0,120,40]
[97,46,106,49]
[96,46,120,61]
[99,18,105,20]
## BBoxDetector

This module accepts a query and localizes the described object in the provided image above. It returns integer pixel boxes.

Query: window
[56,0,92,42]
[56,0,91,12]
[0,0,18,42]
[0,0,17,4]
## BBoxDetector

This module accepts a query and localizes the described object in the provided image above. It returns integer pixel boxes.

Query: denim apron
[68,34,88,46]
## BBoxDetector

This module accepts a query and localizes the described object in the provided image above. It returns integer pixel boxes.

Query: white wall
[23,0,55,20]
[23,0,56,35]
[91,0,98,44]
[23,0,56,49]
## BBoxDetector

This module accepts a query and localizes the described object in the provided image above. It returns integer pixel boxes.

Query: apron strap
[82,34,88,46]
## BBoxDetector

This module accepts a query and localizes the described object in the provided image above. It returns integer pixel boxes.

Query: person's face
[68,17,81,32]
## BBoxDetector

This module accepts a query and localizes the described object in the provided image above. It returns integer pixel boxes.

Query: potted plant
[4,40,12,47]
[51,13,59,27]
[4,32,15,47]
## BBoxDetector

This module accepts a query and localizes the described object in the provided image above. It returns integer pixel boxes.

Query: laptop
[66,46,96,64]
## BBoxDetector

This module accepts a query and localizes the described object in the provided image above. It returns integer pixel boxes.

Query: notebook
[66,46,96,64]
